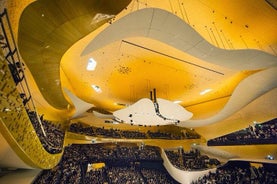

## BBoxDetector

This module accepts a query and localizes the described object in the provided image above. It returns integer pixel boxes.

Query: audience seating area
[208,118,277,146]
[33,143,179,184]
[27,111,65,154]
[69,122,201,140]
[191,161,277,184]
[165,148,221,171]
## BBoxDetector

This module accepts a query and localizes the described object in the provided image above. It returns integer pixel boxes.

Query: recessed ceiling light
[91,85,102,93]
[87,58,97,71]
[55,79,60,86]
[4,108,11,112]
[91,13,114,24]
[173,100,182,104]
[200,88,212,95]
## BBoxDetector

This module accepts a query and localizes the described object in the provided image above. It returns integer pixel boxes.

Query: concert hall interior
[0,0,276,183]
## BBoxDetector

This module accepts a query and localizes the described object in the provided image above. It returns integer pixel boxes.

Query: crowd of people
[33,143,179,184]
[147,130,182,139]
[191,161,277,184]
[165,148,220,171]
[83,165,179,184]
[208,118,277,146]
[69,122,200,140]
[28,111,64,154]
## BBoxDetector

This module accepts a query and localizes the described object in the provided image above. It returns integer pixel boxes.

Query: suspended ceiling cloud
[113,98,193,126]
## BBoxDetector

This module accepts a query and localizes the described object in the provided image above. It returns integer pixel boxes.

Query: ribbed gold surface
[17,0,132,109]
[0,50,62,169]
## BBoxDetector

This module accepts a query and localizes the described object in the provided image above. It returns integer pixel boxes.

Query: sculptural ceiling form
[16,0,277,127]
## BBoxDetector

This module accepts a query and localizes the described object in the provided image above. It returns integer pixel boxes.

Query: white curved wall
[161,149,216,184]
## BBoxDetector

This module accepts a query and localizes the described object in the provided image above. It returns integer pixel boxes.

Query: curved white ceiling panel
[157,98,193,121]
[113,98,193,126]
[82,8,277,70]
[179,67,277,127]
[114,98,162,126]
[63,88,94,119]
